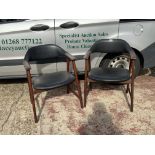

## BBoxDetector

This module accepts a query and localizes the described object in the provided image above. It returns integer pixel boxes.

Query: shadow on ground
[78,102,122,135]
[0,78,27,84]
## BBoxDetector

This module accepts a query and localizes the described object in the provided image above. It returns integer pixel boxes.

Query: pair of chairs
[23,39,136,123]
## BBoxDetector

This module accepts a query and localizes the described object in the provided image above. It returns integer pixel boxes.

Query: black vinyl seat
[88,67,130,83]
[32,71,75,90]
[84,39,137,112]
[23,44,83,123]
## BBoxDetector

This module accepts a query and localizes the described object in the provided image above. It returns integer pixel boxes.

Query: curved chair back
[90,39,132,54]
[24,44,68,63]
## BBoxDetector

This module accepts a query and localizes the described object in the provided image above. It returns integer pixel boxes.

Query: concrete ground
[0,70,155,135]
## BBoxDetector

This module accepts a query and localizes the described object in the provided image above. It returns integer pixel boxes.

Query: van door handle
[60,21,79,29]
[30,24,50,31]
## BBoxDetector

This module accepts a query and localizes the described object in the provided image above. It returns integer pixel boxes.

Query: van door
[0,19,55,78]
[55,19,119,72]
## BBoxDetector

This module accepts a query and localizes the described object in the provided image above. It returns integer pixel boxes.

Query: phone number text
[1,38,42,45]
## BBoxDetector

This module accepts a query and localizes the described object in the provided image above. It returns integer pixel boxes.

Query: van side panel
[118,21,155,51]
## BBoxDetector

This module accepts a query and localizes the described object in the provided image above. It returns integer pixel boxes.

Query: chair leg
[84,78,88,108]
[75,79,83,108]
[126,84,129,93]
[72,61,83,108]
[27,71,38,123]
[29,89,38,123]
[67,60,70,94]
[129,59,135,112]
[130,82,134,112]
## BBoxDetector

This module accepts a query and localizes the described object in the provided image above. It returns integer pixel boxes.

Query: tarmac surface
[0,69,155,135]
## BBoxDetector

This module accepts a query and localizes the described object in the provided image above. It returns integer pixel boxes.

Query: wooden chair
[84,39,136,112]
[23,44,83,123]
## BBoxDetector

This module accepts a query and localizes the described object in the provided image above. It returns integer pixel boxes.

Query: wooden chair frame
[25,58,83,123]
[84,49,136,112]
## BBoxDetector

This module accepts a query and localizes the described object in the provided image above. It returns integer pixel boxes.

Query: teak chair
[23,44,83,123]
[84,39,136,112]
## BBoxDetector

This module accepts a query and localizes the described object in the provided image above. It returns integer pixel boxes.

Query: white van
[0,19,155,78]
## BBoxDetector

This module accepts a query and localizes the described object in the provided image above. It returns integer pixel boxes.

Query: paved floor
[0,72,155,134]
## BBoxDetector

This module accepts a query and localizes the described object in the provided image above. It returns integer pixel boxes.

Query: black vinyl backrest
[90,39,132,54]
[24,44,68,63]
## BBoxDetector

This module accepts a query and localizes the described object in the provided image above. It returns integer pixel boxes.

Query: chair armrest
[129,49,136,60]
[23,60,31,70]
[65,52,76,61]
[84,50,91,59]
